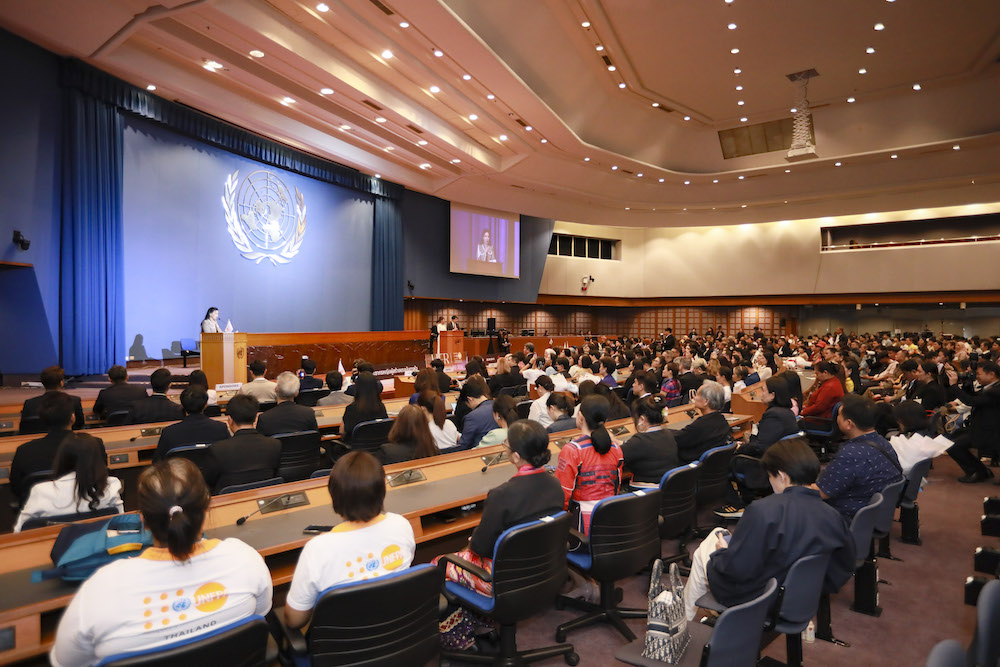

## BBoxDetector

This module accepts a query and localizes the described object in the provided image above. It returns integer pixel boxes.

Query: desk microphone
[236,494,289,526]
[481,451,506,473]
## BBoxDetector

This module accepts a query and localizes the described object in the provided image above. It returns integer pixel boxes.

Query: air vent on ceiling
[515,119,528,127]
[601,55,613,67]
[406,124,424,134]
[362,100,384,111]
[719,116,810,159]
[511,184,526,189]
[620,169,634,175]
[656,105,675,113]
[368,0,394,16]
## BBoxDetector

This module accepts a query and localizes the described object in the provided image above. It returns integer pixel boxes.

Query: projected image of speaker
[487,317,496,334]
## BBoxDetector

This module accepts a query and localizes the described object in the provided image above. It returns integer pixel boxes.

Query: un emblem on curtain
[222,169,307,264]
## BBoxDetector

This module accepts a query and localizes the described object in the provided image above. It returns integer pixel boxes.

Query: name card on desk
[0,421,12,431]
[216,383,242,392]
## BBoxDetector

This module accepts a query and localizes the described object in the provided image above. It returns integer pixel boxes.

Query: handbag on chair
[641,559,691,663]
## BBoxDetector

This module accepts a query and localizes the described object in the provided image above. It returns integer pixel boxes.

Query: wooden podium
[436,330,464,363]
[201,333,248,388]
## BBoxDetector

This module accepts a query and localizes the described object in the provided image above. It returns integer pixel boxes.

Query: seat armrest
[437,553,493,583]
[267,609,308,660]
[568,528,589,551]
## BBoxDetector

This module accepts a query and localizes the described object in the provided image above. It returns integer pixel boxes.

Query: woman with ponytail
[51,459,272,666]
[555,395,624,534]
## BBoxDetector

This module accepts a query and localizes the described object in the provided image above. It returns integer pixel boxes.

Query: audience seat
[14,469,53,507]
[217,477,285,495]
[20,506,121,531]
[178,338,199,369]
[104,409,131,426]
[497,384,528,398]
[800,403,842,461]
[273,430,322,482]
[515,400,533,420]
[556,490,662,642]
[294,389,330,407]
[656,464,699,565]
[900,457,934,545]
[439,512,579,665]
[694,444,737,534]
[924,640,966,667]
[347,418,395,453]
[17,415,44,435]
[164,444,214,482]
[873,477,907,560]
[924,579,1000,667]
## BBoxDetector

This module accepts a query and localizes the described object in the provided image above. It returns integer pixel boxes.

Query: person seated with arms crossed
[10,392,80,506]
[675,381,733,464]
[811,394,903,518]
[377,404,440,465]
[477,395,519,448]
[257,371,319,436]
[945,360,1000,483]
[416,390,460,450]
[436,420,563,596]
[93,365,147,420]
[298,358,324,391]
[317,370,352,406]
[622,395,679,488]
[340,372,388,445]
[239,359,278,403]
[285,452,415,630]
[546,392,577,434]
[799,361,845,425]
[683,438,855,620]
[528,375,555,428]
[128,368,184,425]
[20,365,85,433]
[455,376,498,450]
[208,394,281,493]
[154,386,230,461]
[15,433,122,532]
[50,458,272,666]
[555,395,624,534]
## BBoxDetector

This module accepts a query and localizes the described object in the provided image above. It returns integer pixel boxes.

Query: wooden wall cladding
[245,331,429,377]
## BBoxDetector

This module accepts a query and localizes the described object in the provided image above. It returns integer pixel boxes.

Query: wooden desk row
[0,410,752,664]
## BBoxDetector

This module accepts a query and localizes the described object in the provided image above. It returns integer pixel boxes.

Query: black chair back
[901,458,933,506]
[349,418,395,452]
[296,389,331,407]
[772,553,831,633]
[104,409,131,426]
[96,614,269,666]
[515,400,533,420]
[586,491,661,581]
[164,443,214,481]
[274,430,322,482]
[703,578,780,667]
[658,464,698,539]
[310,468,332,479]
[258,401,278,412]
[21,506,121,531]
[306,564,442,666]
[497,384,526,398]
[490,512,571,624]
[18,415,44,435]
[695,444,737,506]
[217,477,285,495]
[17,469,54,505]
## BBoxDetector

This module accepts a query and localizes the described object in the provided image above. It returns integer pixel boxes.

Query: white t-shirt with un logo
[286,512,415,612]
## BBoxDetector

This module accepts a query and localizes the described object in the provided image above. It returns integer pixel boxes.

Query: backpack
[31,514,153,582]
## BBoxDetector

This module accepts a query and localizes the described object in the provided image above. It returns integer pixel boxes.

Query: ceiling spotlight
[429,85,440,93]
[740,116,748,122]
[340,124,351,130]
[399,21,409,28]
[874,22,885,30]
[607,65,616,71]
[736,86,744,92]
[146,84,156,91]
[581,21,591,28]
[637,173,643,177]
[731,48,740,54]
[451,159,461,163]
[912,83,922,90]
[486,93,495,100]
[316,2,329,11]
[683,115,691,121]
[866,47,875,54]
[619,82,626,89]
[203,60,223,71]
[652,102,660,107]
[584,157,591,161]
[419,163,431,169]
[384,146,394,151]
[725,0,734,3]
[462,74,472,80]
[525,125,533,131]
[596,45,605,51]
[611,165,618,170]
[738,175,745,180]
[737,100,745,106]
[953,144,961,150]
[658,178,665,182]
[859,68,867,74]
[381,49,393,59]
[890,154,898,159]
[417,139,428,145]
[320,87,334,94]
[433,49,444,57]
[847,96,856,103]
[281,96,296,105]
[728,23,737,30]
[374,174,381,179]
[499,134,508,141]
[468,114,478,121]
[375,116,387,123]
[790,107,797,113]
[741,204,747,208]
[249,50,264,58]
[540,138,548,143]
[784,169,791,173]
[835,161,842,166]
[734,68,742,74]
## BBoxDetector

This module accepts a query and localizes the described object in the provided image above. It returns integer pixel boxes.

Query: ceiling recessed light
[419,163,431,169]
[731,48,740,54]
[847,96,856,103]
[741,204,747,208]
[790,107,797,113]
[429,85,440,93]
[374,174,381,179]
[618,82,626,89]
[683,207,687,211]
[912,83,922,91]
[611,165,618,170]
[652,102,660,107]
[874,22,885,30]
[581,21,591,28]
[784,169,790,173]
[683,116,691,121]
[584,157,591,161]
[486,93,495,100]
[658,178,665,182]
[607,65,616,71]
[417,140,428,145]
[712,179,719,183]
[399,21,409,28]
[499,134,508,141]
[740,116,748,122]
[540,138,547,143]
[734,68,742,74]
[953,144,961,150]
[433,49,443,57]
[320,87,334,94]
[468,114,478,121]
[596,45,604,51]
[866,47,875,54]
[737,100,745,106]
[462,74,472,80]
[859,68,867,74]
[525,125,533,131]
[835,161,842,166]
[340,124,351,130]
[146,84,156,91]
[451,159,461,163]
[203,60,223,71]
[281,96,296,105]
[384,146,394,151]
[375,117,387,123]
[728,23,737,30]
[890,154,897,158]
[738,175,745,180]
[316,2,329,11]
[249,50,264,58]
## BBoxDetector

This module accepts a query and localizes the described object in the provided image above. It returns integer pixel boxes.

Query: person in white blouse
[417,390,460,450]
[527,375,555,428]
[201,307,222,334]
[16,433,124,532]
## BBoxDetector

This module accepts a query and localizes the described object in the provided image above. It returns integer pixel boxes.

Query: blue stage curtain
[371,196,404,330]
[60,89,125,375]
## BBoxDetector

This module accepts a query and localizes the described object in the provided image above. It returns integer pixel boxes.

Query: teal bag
[31,514,153,582]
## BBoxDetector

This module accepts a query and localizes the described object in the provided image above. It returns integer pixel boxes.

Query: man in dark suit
[93,365,148,419]
[345,360,375,397]
[430,358,454,394]
[128,368,184,425]
[676,381,733,463]
[154,386,230,461]
[676,357,704,401]
[19,366,85,433]
[298,358,324,391]
[447,315,462,331]
[209,394,281,493]
[10,392,83,504]
[948,361,1000,483]
[257,372,319,436]
[662,328,676,351]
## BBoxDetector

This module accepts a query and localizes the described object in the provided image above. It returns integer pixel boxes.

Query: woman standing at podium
[201,307,222,333]
[476,229,496,262]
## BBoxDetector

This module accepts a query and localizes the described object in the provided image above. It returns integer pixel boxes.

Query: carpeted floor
[464,455,986,667]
